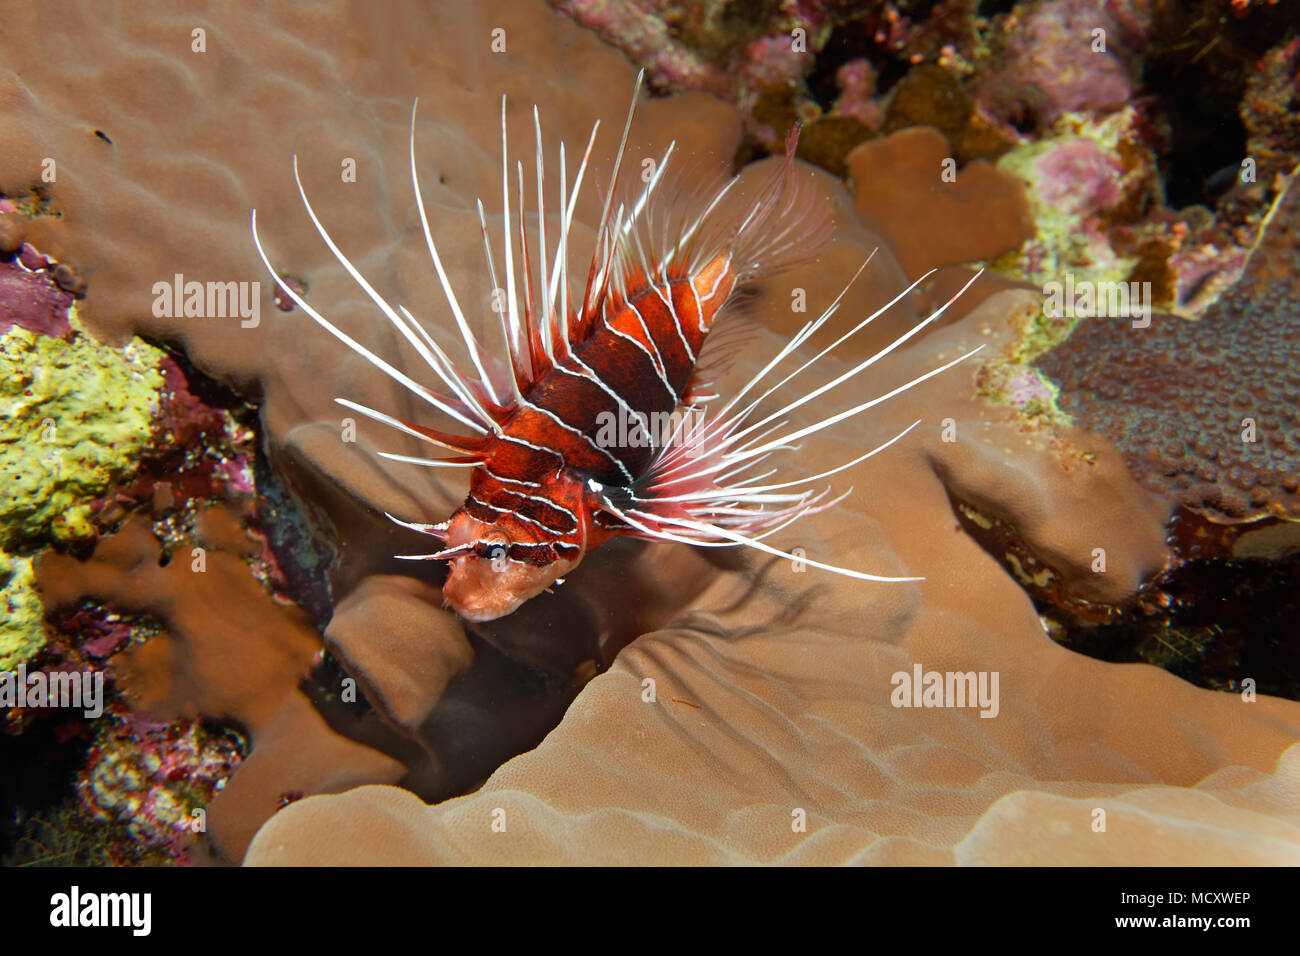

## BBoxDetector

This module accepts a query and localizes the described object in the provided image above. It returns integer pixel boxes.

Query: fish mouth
[442,552,578,622]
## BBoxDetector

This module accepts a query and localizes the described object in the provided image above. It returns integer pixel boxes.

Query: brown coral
[246,285,1300,865]
[846,127,1035,278]
[6,0,1299,868]
[35,509,406,859]
[1,0,743,860]
[1035,171,1300,522]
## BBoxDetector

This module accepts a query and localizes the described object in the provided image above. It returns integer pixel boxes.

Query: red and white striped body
[252,71,984,622]
[443,257,736,619]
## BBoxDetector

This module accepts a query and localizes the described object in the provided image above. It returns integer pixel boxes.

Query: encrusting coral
[78,715,243,862]
[973,0,1150,131]
[0,548,42,671]
[992,109,1156,291]
[3,0,1298,865]
[1036,170,1300,524]
[246,278,1300,865]
[0,320,164,547]
[0,247,165,669]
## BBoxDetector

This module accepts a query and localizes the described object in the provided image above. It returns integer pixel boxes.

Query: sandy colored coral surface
[1037,172,1300,522]
[5,0,1299,866]
[3,0,755,862]
[246,289,1300,865]
[847,128,1035,280]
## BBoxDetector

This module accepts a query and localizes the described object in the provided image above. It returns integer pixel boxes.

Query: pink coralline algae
[1035,172,1300,522]
[831,58,884,129]
[1033,139,1124,212]
[61,608,135,660]
[976,0,1150,129]
[548,0,836,141]
[78,713,243,864]
[1003,368,1057,409]
[738,32,816,89]
[0,246,75,337]
[547,0,730,97]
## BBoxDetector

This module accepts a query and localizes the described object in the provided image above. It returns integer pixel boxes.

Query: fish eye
[483,532,510,562]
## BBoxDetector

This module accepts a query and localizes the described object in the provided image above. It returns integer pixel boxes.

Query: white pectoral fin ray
[334,397,476,455]
[409,99,499,404]
[645,512,923,583]
[600,499,923,584]
[250,206,487,436]
[376,451,480,468]
[383,512,450,537]
[613,267,989,584]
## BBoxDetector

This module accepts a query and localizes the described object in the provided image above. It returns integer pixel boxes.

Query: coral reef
[0,549,41,670]
[546,0,839,138]
[0,247,167,672]
[0,321,164,548]
[846,126,1034,277]
[1035,170,1300,523]
[1143,0,1295,211]
[2,0,742,861]
[993,109,1156,289]
[5,800,133,867]
[988,105,1271,322]
[548,1,1009,162]
[2,0,1298,868]
[830,57,883,129]
[35,509,407,861]
[246,281,1300,865]
[78,715,243,863]
[974,0,1150,132]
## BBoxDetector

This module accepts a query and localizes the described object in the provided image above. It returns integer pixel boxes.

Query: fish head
[439,510,581,622]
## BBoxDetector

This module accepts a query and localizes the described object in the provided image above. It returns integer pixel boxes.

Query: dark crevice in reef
[807,16,911,109]
[301,632,578,805]
[1141,0,1295,210]
[1055,508,1300,701]
[152,338,337,628]
[298,650,431,777]
[251,449,337,628]
[401,630,575,802]
[1050,550,1300,701]
[152,340,251,417]
[976,0,1017,17]
[946,491,1300,701]
[0,716,89,864]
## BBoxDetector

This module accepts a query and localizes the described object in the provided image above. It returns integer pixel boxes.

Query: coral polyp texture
[0,549,42,671]
[0,0,1298,871]
[1036,173,1300,522]
[0,249,166,672]
[0,320,164,547]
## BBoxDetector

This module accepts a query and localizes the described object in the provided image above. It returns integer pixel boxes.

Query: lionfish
[252,71,982,622]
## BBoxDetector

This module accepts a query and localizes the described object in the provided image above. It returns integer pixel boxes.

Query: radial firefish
[252,71,982,621]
